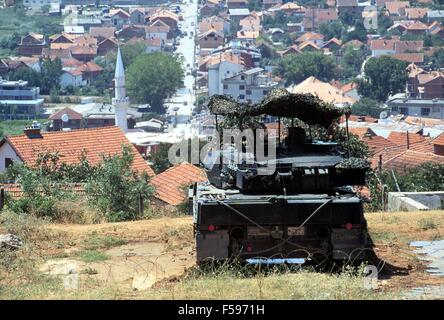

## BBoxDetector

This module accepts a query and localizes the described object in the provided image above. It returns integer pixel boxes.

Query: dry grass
[366,210,444,245]
[1,210,444,300]
[52,199,105,224]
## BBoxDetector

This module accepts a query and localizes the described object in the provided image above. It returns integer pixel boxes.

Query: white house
[129,8,147,25]
[145,23,169,40]
[370,39,396,57]
[145,37,163,53]
[110,9,130,30]
[0,139,21,172]
[23,0,59,9]
[221,67,282,103]
[60,69,85,88]
[208,53,245,96]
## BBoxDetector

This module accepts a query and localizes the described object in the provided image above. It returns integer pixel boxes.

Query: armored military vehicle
[190,89,370,264]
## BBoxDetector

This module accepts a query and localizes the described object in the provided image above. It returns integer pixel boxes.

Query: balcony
[0,88,39,99]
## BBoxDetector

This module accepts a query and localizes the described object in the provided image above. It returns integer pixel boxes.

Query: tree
[343,21,368,42]
[377,10,393,36]
[339,10,361,26]
[274,52,339,85]
[356,56,408,102]
[150,142,173,174]
[85,145,154,221]
[351,98,385,118]
[127,52,184,113]
[41,4,50,14]
[247,0,262,11]
[262,11,287,29]
[40,57,62,94]
[105,42,146,69]
[9,66,41,87]
[341,45,366,79]
[430,48,444,68]
[319,21,346,40]
[0,33,20,52]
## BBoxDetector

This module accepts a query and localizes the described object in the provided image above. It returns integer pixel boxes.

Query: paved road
[165,0,198,138]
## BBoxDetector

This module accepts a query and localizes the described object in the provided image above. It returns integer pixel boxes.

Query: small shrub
[81,267,98,275]
[83,234,126,250]
[52,199,104,224]
[85,145,155,221]
[0,210,46,241]
[76,250,110,263]
[419,218,438,231]
[143,205,182,219]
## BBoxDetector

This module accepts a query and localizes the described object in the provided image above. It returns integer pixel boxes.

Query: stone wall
[388,191,444,212]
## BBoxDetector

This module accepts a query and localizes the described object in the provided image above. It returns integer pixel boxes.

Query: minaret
[112,47,129,133]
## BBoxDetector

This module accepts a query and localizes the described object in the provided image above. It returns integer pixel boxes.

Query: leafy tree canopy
[40,57,63,94]
[319,21,346,40]
[429,48,444,68]
[274,52,339,85]
[356,56,408,102]
[341,45,366,79]
[351,98,386,118]
[9,66,41,88]
[126,52,184,113]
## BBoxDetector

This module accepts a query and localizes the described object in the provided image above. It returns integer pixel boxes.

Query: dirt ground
[40,217,196,291]
[2,210,444,299]
[365,211,444,293]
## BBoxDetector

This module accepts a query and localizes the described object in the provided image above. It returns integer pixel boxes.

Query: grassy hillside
[0,119,47,138]
[0,6,63,58]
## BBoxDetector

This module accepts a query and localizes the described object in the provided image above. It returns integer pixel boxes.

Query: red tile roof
[387,131,429,146]
[363,135,397,154]
[3,126,154,176]
[382,150,444,172]
[385,1,410,16]
[48,107,83,121]
[339,115,378,123]
[433,133,444,146]
[391,53,424,64]
[76,61,103,73]
[296,32,324,43]
[151,162,207,205]
[349,127,376,139]
[370,140,435,168]
[0,183,86,200]
[405,8,428,19]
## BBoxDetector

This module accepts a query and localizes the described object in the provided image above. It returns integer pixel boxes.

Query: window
[263,90,269,95]
[391,106,398,112]
[400,107,409,115]
[5,158,13,169]
[246,89,251,95]
[223,84,228,90]
[421,108,430,116]
[241,75,245,80]
[433,106,440,113]
[239,85,245,90]
[239,94,245,100]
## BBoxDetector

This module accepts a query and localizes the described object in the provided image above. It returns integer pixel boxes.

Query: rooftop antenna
[61,113,69,130]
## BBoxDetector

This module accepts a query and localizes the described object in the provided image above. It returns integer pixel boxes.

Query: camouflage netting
[207,89,347,128]
[206,94,253,118]
[335,158,370,170]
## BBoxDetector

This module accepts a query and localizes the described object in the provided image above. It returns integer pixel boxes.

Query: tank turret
[191,89,370,264]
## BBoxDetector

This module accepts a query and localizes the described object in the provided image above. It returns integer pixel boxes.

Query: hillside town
[1,0,444,301]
